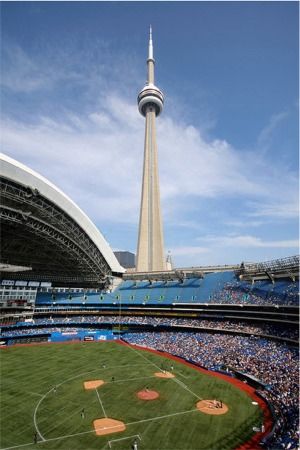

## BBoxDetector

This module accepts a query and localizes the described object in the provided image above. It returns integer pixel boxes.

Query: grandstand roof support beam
[265,271,275,283]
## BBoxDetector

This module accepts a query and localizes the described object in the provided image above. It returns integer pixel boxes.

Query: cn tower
[136,26,166,272]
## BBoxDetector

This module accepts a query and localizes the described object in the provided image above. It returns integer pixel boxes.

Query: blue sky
[1,1,299,267]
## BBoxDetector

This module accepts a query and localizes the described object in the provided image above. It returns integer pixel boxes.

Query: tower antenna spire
[148,24,154,61]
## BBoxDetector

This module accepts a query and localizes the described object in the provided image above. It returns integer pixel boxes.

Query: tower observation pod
[136,26,166,272]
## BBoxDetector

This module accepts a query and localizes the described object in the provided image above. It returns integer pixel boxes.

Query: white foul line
[173,378,201,400]
[177,371,189,379]
[95,388,107,418]
[108,434,141,448]
[125,343,202,400]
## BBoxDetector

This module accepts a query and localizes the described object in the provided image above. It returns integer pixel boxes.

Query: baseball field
[1,339,264,450]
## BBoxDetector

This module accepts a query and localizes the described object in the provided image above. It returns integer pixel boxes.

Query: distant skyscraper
[114,251,135,269]
[136,27,166,272]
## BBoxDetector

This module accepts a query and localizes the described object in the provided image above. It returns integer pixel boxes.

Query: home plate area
[93,418,126,436]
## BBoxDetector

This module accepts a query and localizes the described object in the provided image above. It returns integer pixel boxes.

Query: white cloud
[0,100,144,224]
[224,220,265,228]
[1,41,298,265]
[1,43,84,93]
[257,111,289,152]
[1,92,298,232]
[247,201,299,220]
[157,116,298,212]
[1,40,141,101]
[169,246,209,256]
[198,234,299,249]
[167,235,298,267]
[1,44,48,92]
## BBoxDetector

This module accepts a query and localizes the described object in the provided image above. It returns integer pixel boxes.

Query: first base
[154,371,175,378]
[84,380,105,390]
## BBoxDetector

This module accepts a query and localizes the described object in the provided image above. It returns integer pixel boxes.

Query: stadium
[1,154,299,450]
[1,7,299,450]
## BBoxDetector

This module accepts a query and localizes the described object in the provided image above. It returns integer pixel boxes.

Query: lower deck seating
[123,331,299,450]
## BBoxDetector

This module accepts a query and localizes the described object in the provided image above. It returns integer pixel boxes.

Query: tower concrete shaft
[136,27,166,272]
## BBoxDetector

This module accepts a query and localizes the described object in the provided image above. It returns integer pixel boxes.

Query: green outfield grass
[0,340,262,450]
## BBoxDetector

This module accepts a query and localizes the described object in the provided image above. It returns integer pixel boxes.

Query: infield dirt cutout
[93,418,126,436]
[84,380,105,390]
[137,389,160,400]
[196,399,228,415]
[154,371,175,378]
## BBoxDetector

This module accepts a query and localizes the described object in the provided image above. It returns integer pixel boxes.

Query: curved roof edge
[0,153,125,275]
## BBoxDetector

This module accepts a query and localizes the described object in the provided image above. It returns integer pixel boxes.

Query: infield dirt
[196,399,229,415]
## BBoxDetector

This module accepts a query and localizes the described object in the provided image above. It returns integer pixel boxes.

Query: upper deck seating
[35,273,298,307]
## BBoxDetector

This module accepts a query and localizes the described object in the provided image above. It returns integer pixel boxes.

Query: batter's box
[108,433,141,448]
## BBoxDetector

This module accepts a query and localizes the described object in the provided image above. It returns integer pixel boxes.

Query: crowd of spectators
[0,315,297,341]
[35,278,298,307]
[0,327,79,337]
[123,331,298,450]
[210,281,299,306]
[33,316,299,341]
[1,313,298,448]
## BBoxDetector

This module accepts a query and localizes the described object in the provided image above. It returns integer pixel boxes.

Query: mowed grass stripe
[1,341,262,450]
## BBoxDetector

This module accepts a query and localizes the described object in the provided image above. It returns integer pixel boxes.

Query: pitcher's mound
[137,389,159,400]
[196,399,228,415]
[84,380,105,390]
[93,418,126,436]
[154,371,175,378]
